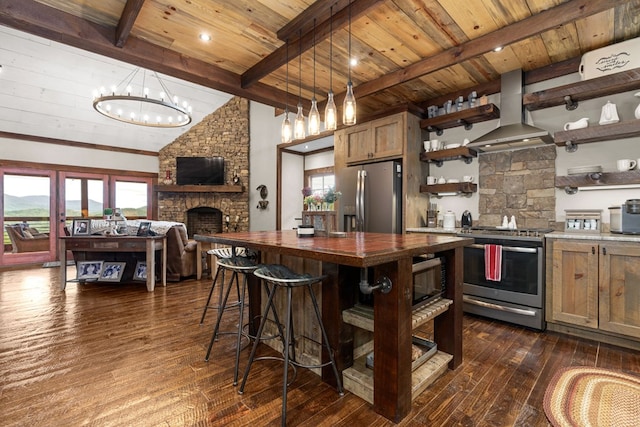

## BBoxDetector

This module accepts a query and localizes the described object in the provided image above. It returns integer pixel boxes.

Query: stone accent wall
[157,97,250,232]
[478,145,556,229]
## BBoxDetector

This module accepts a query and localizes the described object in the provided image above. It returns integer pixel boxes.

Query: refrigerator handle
[355,170,362,231]
[359,170,366,231]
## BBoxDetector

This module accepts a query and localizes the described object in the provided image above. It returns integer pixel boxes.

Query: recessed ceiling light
[493,46,503,52]
[350,58,358,67]
[199,33,212,42]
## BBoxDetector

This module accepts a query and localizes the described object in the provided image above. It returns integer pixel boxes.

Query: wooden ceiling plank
[115,0,146,48]
[340,0,627,102]
[277,0,349,41]
[241,0,383,89]
[0,0,291,109]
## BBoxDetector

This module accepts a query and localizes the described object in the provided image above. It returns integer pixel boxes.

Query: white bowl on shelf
[567,165,602,175]
[444,143,461,149]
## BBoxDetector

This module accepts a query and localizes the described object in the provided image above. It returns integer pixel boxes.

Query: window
[305,167,335,198]
[114,181,148,219]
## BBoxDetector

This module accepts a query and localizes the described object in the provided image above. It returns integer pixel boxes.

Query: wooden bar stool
[203,252,257,386]
[238,264,344,426]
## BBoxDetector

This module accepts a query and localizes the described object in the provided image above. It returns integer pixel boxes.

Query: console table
[59,235,167,292]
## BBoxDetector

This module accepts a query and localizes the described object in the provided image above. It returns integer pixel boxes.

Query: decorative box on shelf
[301,211,337,236]
[565,209,602,233]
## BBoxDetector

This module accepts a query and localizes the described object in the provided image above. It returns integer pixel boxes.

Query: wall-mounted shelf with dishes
[553,120,640,152]
[555,168,640,194]
[419,104,500,135]
[420,182,477,197]
[523,68,640,111]
[419,146,478,167]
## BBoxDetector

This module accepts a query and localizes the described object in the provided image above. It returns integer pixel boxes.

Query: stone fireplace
[157,97,250,235]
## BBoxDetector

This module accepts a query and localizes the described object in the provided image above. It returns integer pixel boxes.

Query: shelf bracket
[564,186,578,195]
[432,160,443,167]
[427,126,444,136]
[588,172,602,182]
[463,157,473,164]
[563,95,578,111]
[565,141,578,153]
[457,119,473,131]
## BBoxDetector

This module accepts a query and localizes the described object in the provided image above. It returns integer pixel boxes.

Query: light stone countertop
[406,227,459,234]
[545,231,640,243]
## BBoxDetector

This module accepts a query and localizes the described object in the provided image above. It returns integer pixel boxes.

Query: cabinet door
[599,242,640,338]
[370,114,404,160]
[551,240,599,328]
[343,123,371,163]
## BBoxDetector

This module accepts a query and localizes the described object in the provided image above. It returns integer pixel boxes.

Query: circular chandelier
[92,68,193,128]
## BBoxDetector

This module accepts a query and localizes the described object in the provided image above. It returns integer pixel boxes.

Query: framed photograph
[72,219,91,236]
[98,261,126,282]
[76,260,103,281]
[133,261,147,281]
[137,221,151,236]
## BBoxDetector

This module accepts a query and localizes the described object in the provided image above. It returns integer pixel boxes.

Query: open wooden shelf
[523,68,640,111]
[556,170,640,189]
[419,104,500,134]
[420,182,477,195]
[419,146,478,166]
[341,297,454,403]
[553,120,640,149]
[154,184,243,193]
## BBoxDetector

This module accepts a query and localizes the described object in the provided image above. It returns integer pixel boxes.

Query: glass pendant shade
[324,91,337,131]
[281,110,292,143]
[308,98,320,135]
[294,103,306,140]
[343,81,357,125]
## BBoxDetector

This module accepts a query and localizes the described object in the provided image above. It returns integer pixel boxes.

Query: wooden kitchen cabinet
[340,113,405,164]
[549,239,640,342]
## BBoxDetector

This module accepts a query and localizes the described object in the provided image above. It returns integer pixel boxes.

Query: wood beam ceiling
[115,0,146,48]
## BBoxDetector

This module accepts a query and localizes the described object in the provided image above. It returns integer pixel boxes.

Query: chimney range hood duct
[467,69,553,152]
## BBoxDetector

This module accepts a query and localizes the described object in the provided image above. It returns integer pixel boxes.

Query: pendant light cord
[348,0,352,83]
[285,39,289,112]
[312,19,316,99]
[298,29,302,103]
[329,5,333,92]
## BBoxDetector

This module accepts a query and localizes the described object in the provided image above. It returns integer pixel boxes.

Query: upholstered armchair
[165,225,199,281]
[5,225,50,253]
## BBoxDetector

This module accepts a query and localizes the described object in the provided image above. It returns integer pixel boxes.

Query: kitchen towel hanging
[484,244,502,281]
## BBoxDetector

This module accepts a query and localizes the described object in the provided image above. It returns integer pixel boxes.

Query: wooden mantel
[154,184,243,193]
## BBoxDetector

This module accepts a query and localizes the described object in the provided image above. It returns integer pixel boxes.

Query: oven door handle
[463,295,537,317]
[468,243,538,254]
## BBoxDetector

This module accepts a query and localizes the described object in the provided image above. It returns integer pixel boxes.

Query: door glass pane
[115,181,148,219]
[65,178,104,219]
[3,174,51,253]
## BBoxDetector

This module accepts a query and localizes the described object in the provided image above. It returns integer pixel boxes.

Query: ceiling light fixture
[343,0,357,126]
[494,46,503,52]
[308,19,320,136]
[324,5,337,131]
[92,68,192,128]
[199,33,212,42]
[281,39,293,143]
[294,30,306,140]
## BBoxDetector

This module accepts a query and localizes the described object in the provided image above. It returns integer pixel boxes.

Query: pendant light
[343,0,357,126]
[294,30,306,140]
[281,40,292,143]
[324,5,337,131]
[308,19,320,136]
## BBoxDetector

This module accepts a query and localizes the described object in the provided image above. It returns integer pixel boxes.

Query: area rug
[543,366,640,427]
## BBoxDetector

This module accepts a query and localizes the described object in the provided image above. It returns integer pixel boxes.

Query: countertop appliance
[461,210,472,229]
[337,160,402,233]
[609,200,640,234]
[457,226,552,330]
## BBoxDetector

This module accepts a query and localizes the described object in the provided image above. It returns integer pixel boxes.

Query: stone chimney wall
[478,145,556,229]
[157,97,250,231]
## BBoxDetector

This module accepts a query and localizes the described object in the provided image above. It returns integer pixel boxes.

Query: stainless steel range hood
[467,69,553,152]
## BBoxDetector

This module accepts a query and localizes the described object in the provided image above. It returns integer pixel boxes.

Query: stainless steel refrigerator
[337,160,402,233]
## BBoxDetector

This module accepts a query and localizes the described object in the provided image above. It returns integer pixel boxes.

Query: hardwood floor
[1,266,639,426]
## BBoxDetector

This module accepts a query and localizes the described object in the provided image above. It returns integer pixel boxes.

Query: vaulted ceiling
[1,0,639,135]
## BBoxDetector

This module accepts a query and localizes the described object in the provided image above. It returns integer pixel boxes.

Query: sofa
[82,219,200,282]
[5,224,50,253]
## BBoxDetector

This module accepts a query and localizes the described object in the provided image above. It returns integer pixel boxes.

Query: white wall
[248,101,281,231]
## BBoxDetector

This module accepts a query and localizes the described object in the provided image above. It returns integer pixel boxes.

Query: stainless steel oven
[458,227,550,330]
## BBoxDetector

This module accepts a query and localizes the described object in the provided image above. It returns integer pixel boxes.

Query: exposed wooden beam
[340,0,626,104]
[241,0,383,89]
[115,0,145,48]
[0,0,290,109]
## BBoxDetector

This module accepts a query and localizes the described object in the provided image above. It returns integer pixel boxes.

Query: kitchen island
[194,230,472,422]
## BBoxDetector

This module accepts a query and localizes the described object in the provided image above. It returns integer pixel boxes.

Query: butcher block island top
[194,231,471,422]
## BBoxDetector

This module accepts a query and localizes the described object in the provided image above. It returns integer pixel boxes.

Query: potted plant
[103,207,113,219]
[323,187,341,210]
[301,187,312,210]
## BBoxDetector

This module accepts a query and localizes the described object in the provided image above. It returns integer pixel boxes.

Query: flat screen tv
[176,157,225,185]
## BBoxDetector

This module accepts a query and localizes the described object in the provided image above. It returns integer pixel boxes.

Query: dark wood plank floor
[1,266,639,426]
